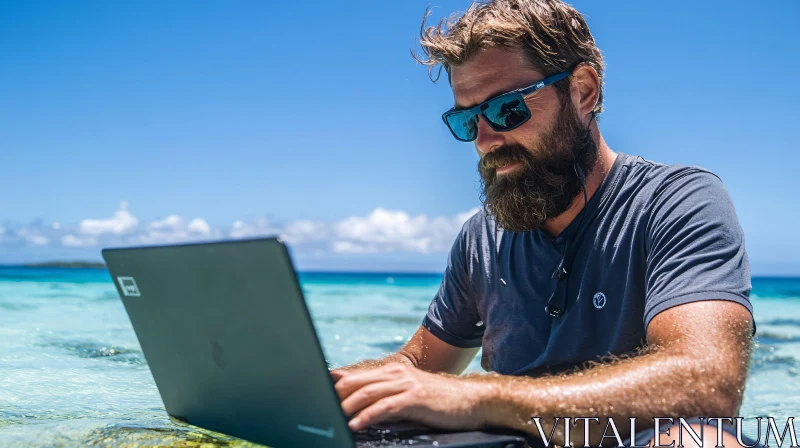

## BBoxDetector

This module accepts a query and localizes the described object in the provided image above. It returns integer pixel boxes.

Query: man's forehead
[450,48,543,109]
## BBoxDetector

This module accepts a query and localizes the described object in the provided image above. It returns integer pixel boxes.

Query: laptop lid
[102,238,356,448]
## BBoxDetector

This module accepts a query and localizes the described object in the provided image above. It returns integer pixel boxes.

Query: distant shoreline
[1,262,442,275]
[20,261,107,269]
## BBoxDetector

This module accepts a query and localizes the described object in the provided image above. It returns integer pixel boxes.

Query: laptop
[102,237,526,448]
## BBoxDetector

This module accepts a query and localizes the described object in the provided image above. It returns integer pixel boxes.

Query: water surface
[0,267,797,446]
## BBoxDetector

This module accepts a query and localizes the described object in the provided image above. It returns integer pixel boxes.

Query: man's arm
[336,300,753,445]
[334,325,480,375]
[475,299,753,445]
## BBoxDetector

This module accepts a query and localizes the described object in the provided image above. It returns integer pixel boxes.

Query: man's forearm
[466,345,748,446]
[335,326,479,374]
[337,351,416,372]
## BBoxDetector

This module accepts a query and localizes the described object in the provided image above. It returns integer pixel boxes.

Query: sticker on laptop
[117,276,141,297]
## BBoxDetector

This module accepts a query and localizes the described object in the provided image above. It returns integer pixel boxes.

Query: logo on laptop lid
[117,276,141,297]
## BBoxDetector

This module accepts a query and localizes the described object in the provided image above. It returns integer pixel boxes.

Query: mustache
[479,144,532,174]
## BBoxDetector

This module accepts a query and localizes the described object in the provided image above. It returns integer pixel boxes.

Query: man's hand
[331,362,487,432]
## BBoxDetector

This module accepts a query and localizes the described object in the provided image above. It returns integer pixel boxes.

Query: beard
[478,99,599,232]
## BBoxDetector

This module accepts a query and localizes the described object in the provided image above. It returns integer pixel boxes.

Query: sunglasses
[441,70,572,142]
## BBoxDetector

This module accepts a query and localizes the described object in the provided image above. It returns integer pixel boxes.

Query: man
[333,1,756,446]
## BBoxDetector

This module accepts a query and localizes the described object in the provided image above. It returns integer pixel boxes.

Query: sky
[1,0,798,274]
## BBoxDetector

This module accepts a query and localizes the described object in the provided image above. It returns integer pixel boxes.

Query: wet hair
[414,0,605,115]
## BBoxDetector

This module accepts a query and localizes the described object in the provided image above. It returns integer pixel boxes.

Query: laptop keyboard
[353,423,435,447]
[353,422,527,447]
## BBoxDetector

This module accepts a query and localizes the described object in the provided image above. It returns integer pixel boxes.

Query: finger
[348,395,411,431]
[334,367,398,401]
[330,369,348,383]
[340,379,409,417]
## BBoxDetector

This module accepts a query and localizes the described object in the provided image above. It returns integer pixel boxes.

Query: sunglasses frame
[441,69,572,142]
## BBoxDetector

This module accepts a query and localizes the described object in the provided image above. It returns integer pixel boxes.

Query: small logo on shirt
[116,276,140,297]
[593,292,606,309]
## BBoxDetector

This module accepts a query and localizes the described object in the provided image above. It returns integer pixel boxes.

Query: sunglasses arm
[517,70,572,96]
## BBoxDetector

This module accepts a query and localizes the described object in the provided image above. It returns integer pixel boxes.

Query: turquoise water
[1,267,798,446]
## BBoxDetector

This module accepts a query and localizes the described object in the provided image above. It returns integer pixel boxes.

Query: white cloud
[135,215,215,244]
[17,228,49,246]
[226,207,477,254]
[187,218,211,236]
[331,207,479,253]
[2,201,479,257]
[80,201,138,236]
[229,218,279,239]
[280,220,327,244]
[62,234,97,247]
[62,204,215,246]
[150,214,182,231]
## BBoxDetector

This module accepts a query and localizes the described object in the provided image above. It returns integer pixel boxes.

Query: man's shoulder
[454,208,496,247]
[619,154,726,202]
[461,208,490,231]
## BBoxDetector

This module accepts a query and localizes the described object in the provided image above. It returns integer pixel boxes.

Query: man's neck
[541,141,617,239]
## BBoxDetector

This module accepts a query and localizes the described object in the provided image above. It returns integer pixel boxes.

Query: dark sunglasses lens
[445,111,479,141]
[483,94,530,130]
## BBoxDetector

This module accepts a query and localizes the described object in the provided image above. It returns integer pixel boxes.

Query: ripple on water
[749,345,799,377]
[36,292,86,299]
[369,341,406,352]
[754,331,799,345]
[0,406,97,426]
[761,318,800,327]
[93,290,123,301]
[318,314,421,325]
[41,340,145,365]
[0,301,37,311]
[776,289,800,298]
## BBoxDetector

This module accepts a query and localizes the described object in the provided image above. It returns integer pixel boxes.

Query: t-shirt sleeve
[643,169,753,331]
[422,227,485,348]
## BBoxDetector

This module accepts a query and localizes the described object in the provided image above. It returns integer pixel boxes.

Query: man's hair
[414,0,605,115]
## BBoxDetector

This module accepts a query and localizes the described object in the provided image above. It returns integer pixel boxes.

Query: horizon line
[2,262,800,279]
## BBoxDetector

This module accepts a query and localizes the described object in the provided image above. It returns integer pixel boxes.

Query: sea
[1,266,799,447]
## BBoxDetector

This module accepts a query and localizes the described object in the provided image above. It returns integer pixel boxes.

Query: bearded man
[332,1,757,446]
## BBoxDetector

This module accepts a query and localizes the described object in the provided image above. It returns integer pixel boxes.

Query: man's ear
[570,63,600,120]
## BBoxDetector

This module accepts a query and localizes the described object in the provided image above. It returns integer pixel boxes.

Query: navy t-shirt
[423,153,753,376]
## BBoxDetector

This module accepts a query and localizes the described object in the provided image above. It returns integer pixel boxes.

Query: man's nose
[474,116,506,154]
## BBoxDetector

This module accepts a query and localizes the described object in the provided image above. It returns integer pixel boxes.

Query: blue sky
[1,0,798,274]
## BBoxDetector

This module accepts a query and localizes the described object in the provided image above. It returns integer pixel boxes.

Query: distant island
[24,261,107,269]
